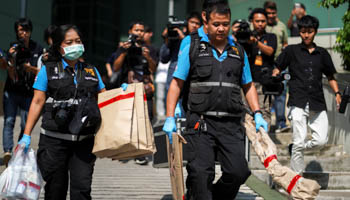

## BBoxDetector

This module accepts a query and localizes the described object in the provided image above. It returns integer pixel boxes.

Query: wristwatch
[254,110,263,115]
[335,91,342,96]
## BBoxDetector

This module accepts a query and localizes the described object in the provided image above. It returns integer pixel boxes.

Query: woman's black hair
[297,15,319,31]
[48,24,83,61]
[249,8,267,21]
[44,25,58,45]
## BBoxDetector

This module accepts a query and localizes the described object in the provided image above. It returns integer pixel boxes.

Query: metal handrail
[318,27,341,33]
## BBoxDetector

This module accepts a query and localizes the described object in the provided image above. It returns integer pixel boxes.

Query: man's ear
[202,11,207,24]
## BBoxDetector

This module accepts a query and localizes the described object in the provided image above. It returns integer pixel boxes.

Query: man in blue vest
[163,1,268,199]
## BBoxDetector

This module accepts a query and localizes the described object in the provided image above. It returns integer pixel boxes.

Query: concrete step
[250,143,345,157]
[249,154,350,172]
[252,169,350,190]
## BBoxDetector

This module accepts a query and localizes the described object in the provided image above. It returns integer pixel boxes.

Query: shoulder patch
[84,68,95,77]
[231,46,239,56]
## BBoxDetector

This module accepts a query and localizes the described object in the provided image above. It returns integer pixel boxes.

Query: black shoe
[288,143,293,156]
[135,157,148,165]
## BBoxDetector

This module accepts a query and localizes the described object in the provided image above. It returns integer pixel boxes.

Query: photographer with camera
[287,3,306,37]
[264,1,290,132]
[238,8,277,126]
[160,12,201,91]
[273,15,341,175]
[2,18,43,166]
[113,21,157,165]
[19,24,106,199]
[247,8,277,84]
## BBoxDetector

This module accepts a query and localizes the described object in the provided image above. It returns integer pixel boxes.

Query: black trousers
[184,112,251,200]
[37,134,96,200]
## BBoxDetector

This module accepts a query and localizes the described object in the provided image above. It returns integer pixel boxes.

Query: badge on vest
[231,46,239,55]
[199,43,207,52]
[84,68,95,77]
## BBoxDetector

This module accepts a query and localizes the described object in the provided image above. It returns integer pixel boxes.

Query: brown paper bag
[245,114,321,199]
[92,83,156,159]
[167,133,186,200]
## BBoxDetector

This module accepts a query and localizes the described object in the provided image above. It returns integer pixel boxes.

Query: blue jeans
[2,91,32,152]
[273,87,287,128]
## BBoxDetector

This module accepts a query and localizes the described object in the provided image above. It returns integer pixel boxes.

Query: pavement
[0,116,265,200]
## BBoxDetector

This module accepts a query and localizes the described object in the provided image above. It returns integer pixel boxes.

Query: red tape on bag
[98,92,135,108]
[287,175,302,194]
[263,154,277,168]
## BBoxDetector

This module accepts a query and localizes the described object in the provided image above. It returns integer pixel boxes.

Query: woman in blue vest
[18,24,106,200]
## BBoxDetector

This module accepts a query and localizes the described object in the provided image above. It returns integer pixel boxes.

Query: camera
[127,34,142,56]
[234,20,256,45]
[339,84,350,114]
[54,102,73,127]
[167,17,187,40]
[9,39,31,67]
[262,73,291,95]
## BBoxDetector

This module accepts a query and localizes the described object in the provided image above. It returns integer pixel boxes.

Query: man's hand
[254,113,268,132]
[8,46,16,55]
[142,47,150,58]
[163,117,176,144]
[23,62,32,73]
[248,36,258,45]
[272,68,281,77]
[291,8,296,17]
[173,28,185,40]
[121,42,132,51]
[336,94,342,110]
[18,134,31,152]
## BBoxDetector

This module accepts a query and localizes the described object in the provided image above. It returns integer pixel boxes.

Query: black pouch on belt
[68,96,101,135]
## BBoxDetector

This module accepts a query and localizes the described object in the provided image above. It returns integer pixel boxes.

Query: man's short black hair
[202,0,228,12]
[44,25,57,44]
[14,18,33,34]
[129,21,145,30]
[263,1,277,11]
[205,2,231,22]
[297,15,319,31]
[249,8,267,21]
[187,11,202,24]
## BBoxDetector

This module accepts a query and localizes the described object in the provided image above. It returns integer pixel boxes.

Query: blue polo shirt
[173,26,252,85]
[33,59,105,92]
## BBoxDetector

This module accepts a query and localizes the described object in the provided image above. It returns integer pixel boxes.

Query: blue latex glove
[121,83,128,91]
[174,102,182,118]
[254,113,268,132]
[162,117,176,144]
[18,134,31,152]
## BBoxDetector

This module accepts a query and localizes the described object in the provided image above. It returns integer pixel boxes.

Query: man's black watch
[254,110,263,116]
[335,91,342,96]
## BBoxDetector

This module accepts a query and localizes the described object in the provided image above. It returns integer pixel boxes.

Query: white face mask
[62,44,84,60]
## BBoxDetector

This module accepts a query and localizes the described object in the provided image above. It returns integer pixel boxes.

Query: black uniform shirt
[249,32,277,82]
[290,19,300,37]
[276,43,337,111]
